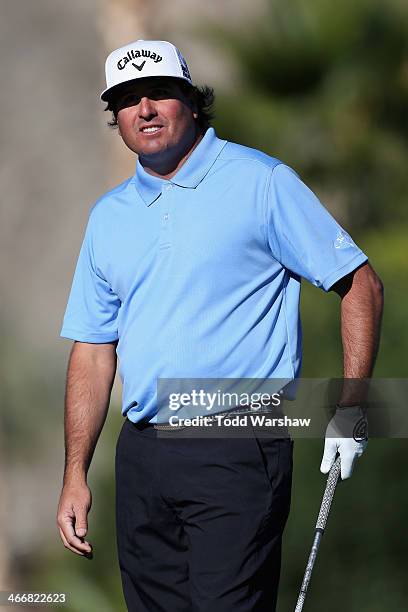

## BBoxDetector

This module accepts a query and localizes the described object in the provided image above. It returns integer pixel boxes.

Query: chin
[142,138,173,153]
[141,143,169,157]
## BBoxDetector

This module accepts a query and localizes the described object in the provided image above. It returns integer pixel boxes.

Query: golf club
[294,455,342,611]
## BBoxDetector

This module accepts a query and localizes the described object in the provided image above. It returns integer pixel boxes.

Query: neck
[140,128,204,180]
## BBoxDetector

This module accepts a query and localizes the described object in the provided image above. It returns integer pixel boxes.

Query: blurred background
[0,0,407,610]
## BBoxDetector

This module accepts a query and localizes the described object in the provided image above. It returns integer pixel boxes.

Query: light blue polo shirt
[60,127,368,422]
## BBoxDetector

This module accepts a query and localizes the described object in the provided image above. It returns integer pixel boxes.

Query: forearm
[63,341,117,485]
[337,263,384,405]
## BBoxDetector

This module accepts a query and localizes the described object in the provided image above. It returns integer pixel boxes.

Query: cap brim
[100,75,193,102]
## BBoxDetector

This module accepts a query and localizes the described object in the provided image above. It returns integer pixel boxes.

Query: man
[57,40,383,611]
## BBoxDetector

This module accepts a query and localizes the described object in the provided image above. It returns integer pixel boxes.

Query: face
[111,78,199,171]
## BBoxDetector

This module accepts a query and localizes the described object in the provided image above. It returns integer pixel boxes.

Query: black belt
[130,405,281,431]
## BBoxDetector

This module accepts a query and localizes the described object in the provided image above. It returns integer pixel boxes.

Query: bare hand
[57,482,93,556]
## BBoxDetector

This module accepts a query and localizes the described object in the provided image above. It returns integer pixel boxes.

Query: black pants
[115,419,293,612]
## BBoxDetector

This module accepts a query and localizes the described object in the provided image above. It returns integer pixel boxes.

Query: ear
[191,99,199,120]
[185,89,198,118]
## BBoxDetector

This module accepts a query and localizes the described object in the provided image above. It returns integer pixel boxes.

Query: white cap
[101,39,193,101]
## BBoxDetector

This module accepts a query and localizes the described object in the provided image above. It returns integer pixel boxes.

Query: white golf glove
[320,405,368,480]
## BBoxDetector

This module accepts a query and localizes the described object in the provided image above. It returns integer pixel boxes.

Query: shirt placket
[159,182,173,250]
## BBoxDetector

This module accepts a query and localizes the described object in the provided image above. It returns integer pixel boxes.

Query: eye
[117,93,141,111]
[150,87,171,99]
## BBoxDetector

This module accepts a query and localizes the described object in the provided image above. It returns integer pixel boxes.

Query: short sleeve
[60,213,121,343]
[266,164,368,291]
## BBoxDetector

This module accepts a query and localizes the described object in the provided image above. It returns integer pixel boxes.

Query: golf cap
[101,39,193,102]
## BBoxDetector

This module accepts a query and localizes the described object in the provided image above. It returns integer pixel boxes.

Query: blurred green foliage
[213,0,408,232]
[7,1,407,610]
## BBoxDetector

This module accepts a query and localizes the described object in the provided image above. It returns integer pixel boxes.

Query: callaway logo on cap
[100,40,192,101]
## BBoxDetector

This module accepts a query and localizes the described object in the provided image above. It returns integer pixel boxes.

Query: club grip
[316,456,341,530]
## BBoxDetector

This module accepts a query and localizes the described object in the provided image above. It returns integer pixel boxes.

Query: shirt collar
[133,127,227,207]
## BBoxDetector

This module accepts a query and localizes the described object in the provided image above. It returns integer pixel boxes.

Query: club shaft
[294,457,341,611]
[294,530,322,612]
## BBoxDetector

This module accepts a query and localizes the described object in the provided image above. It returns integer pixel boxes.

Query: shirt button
[165,184,172,191]
[163,213,169,221]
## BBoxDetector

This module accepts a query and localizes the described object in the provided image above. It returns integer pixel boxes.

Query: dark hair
[105,82,215,131]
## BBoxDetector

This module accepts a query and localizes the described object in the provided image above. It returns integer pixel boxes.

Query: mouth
[139,125,164,135]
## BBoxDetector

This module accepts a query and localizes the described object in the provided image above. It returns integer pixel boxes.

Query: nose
[138,96,157,120]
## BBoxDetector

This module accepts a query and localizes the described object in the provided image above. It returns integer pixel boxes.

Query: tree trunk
[100,0,151,185]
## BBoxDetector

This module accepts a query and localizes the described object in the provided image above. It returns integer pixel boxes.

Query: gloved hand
[320,405,368,480]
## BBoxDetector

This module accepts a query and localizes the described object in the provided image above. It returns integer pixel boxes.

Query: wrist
[63,467,88,487]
